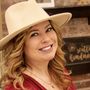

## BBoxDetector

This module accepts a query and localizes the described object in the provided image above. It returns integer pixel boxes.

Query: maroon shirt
[4,73,76,90]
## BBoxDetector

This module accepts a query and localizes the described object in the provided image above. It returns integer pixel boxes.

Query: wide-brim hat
[0,0,72,50]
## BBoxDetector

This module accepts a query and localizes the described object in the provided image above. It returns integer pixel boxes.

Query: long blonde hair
[0,21,71,90]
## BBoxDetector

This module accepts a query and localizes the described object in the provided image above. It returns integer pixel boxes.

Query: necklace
[26,67,55,89]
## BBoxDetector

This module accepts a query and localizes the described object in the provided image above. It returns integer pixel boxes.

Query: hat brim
[0,13,72,50]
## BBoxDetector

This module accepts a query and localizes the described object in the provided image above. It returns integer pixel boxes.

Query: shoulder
[4,73,46,90]
[68,83,76,90]
[22,73,46,90]
[64,68,76,90]
[4,84,16,90]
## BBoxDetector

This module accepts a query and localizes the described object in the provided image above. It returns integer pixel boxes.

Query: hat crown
[5,0,49,34]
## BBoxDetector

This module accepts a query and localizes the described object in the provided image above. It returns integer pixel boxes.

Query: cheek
[24,41,36,60]
[24,38,40,54]
[52,32,58,50]
[54,33,58,42]
[25,40,35,51]
[51,32,58,43]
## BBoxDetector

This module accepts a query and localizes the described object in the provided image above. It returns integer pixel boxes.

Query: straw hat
[0,0,72,50]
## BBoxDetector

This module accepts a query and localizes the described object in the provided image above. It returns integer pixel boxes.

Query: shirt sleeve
[64,68,76,90]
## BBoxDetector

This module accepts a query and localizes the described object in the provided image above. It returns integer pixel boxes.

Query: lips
[39,44,53,51]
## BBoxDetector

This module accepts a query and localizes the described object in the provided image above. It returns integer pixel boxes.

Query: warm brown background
[0,0,2,39]
[0,0,90,90]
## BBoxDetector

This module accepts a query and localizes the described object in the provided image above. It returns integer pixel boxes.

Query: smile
[39,44,53,52]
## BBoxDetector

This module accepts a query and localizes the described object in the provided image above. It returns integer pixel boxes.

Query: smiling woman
[0,0,76,90]
[24,21,58,64]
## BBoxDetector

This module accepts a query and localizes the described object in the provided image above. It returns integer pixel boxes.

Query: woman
[0,0,76,90]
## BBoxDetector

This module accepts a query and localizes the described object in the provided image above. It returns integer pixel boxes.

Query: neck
[24,60,59,90]
[26,64,52,84]
[26,60,50,77]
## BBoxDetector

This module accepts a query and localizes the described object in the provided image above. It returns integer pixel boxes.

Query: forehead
[24,20,51,34]
[31,20,51,29]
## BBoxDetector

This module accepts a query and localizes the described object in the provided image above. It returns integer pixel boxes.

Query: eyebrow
[29,23,51,33]
[45,23,51,28]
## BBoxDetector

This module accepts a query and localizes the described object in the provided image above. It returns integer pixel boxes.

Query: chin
[42,52,56,61]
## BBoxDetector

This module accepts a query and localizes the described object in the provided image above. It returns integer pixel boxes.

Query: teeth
[41,46,51,51]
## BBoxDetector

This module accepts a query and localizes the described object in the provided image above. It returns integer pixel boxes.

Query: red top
[4,73,76,90]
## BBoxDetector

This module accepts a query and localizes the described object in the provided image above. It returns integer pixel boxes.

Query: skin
[24,20,59,89]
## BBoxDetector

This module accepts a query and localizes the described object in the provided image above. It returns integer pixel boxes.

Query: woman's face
[24,21,58,63]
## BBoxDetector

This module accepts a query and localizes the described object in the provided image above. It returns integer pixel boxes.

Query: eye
[46,27,53,32]
[30,32,39,37]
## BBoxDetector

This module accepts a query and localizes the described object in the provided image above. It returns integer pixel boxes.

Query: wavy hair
[0,21,71,90]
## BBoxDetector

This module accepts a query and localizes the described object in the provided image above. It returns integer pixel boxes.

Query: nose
[41,33,51,43]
